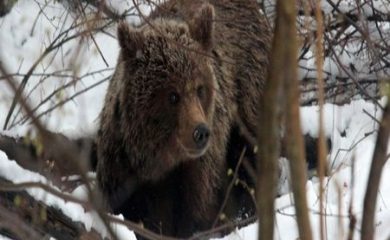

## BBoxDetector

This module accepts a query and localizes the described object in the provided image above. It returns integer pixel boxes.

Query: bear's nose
[193,124,210,149]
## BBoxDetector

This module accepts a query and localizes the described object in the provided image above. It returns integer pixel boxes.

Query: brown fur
[96,0,271,238]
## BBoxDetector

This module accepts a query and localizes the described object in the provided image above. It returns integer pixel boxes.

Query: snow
[216,99,390,240]
[1,0,390,239]
[0,236,12,240]
[0,0,117,135]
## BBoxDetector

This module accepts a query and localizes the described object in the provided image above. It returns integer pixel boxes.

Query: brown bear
[96,0,271,238]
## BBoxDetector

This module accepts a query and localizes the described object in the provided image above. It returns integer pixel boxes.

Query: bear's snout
[193,123,210,149]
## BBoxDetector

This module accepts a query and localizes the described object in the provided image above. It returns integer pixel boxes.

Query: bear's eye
[197,86,206,99]
[169,92,180,105]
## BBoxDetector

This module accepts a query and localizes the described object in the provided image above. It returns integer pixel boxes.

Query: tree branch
[361,97,390,240]
[282,0,313,239]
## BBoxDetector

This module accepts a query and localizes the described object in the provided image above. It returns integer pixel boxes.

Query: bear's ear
[189,3,214,51]
[117,21,144,59]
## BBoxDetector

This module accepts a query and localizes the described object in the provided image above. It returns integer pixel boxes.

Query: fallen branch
[0,177,101,240]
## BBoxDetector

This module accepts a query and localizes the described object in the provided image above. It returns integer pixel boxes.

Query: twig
[2,16,116,130]
[363,109,381,124]
[32,76,110,122]
[314,1,327,239]
[7,68,113,127]
[212,146,247,228]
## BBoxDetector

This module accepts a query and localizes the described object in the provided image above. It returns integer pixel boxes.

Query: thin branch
[282,0,313,239]
[212,147,247,228]
[314,1,327,239]
[2,16,115,130]
[32,75,110,122]
[256,0,285,239]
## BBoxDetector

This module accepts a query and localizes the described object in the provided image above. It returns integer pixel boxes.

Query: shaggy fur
[96,0,271,237]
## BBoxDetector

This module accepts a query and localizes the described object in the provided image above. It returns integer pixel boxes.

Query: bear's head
[115,4,217,180]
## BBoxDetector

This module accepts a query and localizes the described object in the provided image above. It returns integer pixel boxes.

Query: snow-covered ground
[1,1,389,239]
